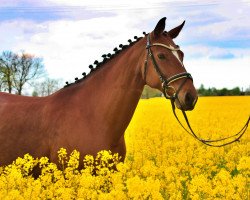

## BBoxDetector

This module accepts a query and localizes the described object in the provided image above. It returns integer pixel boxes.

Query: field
[0,96,249,199]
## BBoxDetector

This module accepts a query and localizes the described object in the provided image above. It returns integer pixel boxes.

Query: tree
[141,85,162,99]
[245,86,250,95]
[32,78,62,97]
[198,84,205,96]
[197,84,244,96]
[13,51,45,95]
[230,87,241,96]
[218,88,228,96]
[0,51,18,93]
[0,51,45,95]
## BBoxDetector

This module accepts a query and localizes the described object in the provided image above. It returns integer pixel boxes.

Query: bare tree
[0,51,45,95]
[13,51,45,95]
[0,51,18,93]
[32,78,62,97]
[245,86,250,95]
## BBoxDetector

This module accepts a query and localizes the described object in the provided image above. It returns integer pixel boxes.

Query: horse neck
[54,39,146,139]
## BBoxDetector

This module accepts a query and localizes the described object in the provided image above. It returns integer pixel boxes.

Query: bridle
[144,33,192,100]
[144,33,250,147]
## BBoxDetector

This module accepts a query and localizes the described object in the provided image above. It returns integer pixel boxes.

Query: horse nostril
[185,92,195,107]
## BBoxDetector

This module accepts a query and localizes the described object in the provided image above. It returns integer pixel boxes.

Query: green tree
[218,88,228,96]
[198,84,205,96]
[141,85,162,99]
[230,87,241,96]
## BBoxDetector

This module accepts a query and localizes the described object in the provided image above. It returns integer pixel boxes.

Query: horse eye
[179,51,184,61]
[157,53,166,60]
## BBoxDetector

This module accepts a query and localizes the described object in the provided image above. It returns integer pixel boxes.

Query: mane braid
[63,33,147,88]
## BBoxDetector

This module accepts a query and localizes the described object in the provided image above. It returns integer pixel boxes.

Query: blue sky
[0,0,249,90]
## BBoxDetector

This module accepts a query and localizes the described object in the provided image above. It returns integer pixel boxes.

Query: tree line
[142,84,250,99]
[0,51,62,96]
[198,84,250,96]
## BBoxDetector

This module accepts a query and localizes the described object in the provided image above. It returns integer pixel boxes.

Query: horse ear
[168,21,185,39]
[153,17,166,37]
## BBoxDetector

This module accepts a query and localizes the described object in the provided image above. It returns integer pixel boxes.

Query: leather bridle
[144,33,250,147]
[144,33,192,100]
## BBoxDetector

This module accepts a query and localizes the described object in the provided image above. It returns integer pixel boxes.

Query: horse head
[143,17,198,111]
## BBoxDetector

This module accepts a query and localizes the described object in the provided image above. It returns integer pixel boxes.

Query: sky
[0,0,249,91]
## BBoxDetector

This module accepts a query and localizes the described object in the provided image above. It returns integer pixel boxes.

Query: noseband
[143,33,250,147]
[144,33,192,100]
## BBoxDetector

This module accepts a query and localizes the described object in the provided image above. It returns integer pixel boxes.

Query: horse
[0,17,198,168]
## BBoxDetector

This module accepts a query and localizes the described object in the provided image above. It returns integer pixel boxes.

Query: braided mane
[64,32,147,88]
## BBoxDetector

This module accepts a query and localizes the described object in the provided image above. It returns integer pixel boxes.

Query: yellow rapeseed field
[0,96,249,199]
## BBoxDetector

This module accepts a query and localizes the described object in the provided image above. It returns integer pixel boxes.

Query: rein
[171,99,250,147]
[144,33,250,147]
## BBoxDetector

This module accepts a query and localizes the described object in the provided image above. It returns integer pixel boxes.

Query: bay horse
[0,18,197,168]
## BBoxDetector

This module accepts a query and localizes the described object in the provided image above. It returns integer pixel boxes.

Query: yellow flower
[0,96,249,199]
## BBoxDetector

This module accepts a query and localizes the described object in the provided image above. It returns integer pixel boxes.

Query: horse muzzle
[175,90,198,111]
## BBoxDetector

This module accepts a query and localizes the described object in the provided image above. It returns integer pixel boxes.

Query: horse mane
[63,32,148,88]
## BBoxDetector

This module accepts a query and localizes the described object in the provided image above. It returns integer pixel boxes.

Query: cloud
[0,1,165,83]
[46,0,173,8]
[174,1,250,48]
[1,16,155,82]
[0,0,249,90]
[182,45,250,60]
[185,57,250,89]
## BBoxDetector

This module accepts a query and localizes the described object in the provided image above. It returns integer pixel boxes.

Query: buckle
[163,84,176,99]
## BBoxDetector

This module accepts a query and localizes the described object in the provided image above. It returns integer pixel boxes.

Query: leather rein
[144,33,250,147]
